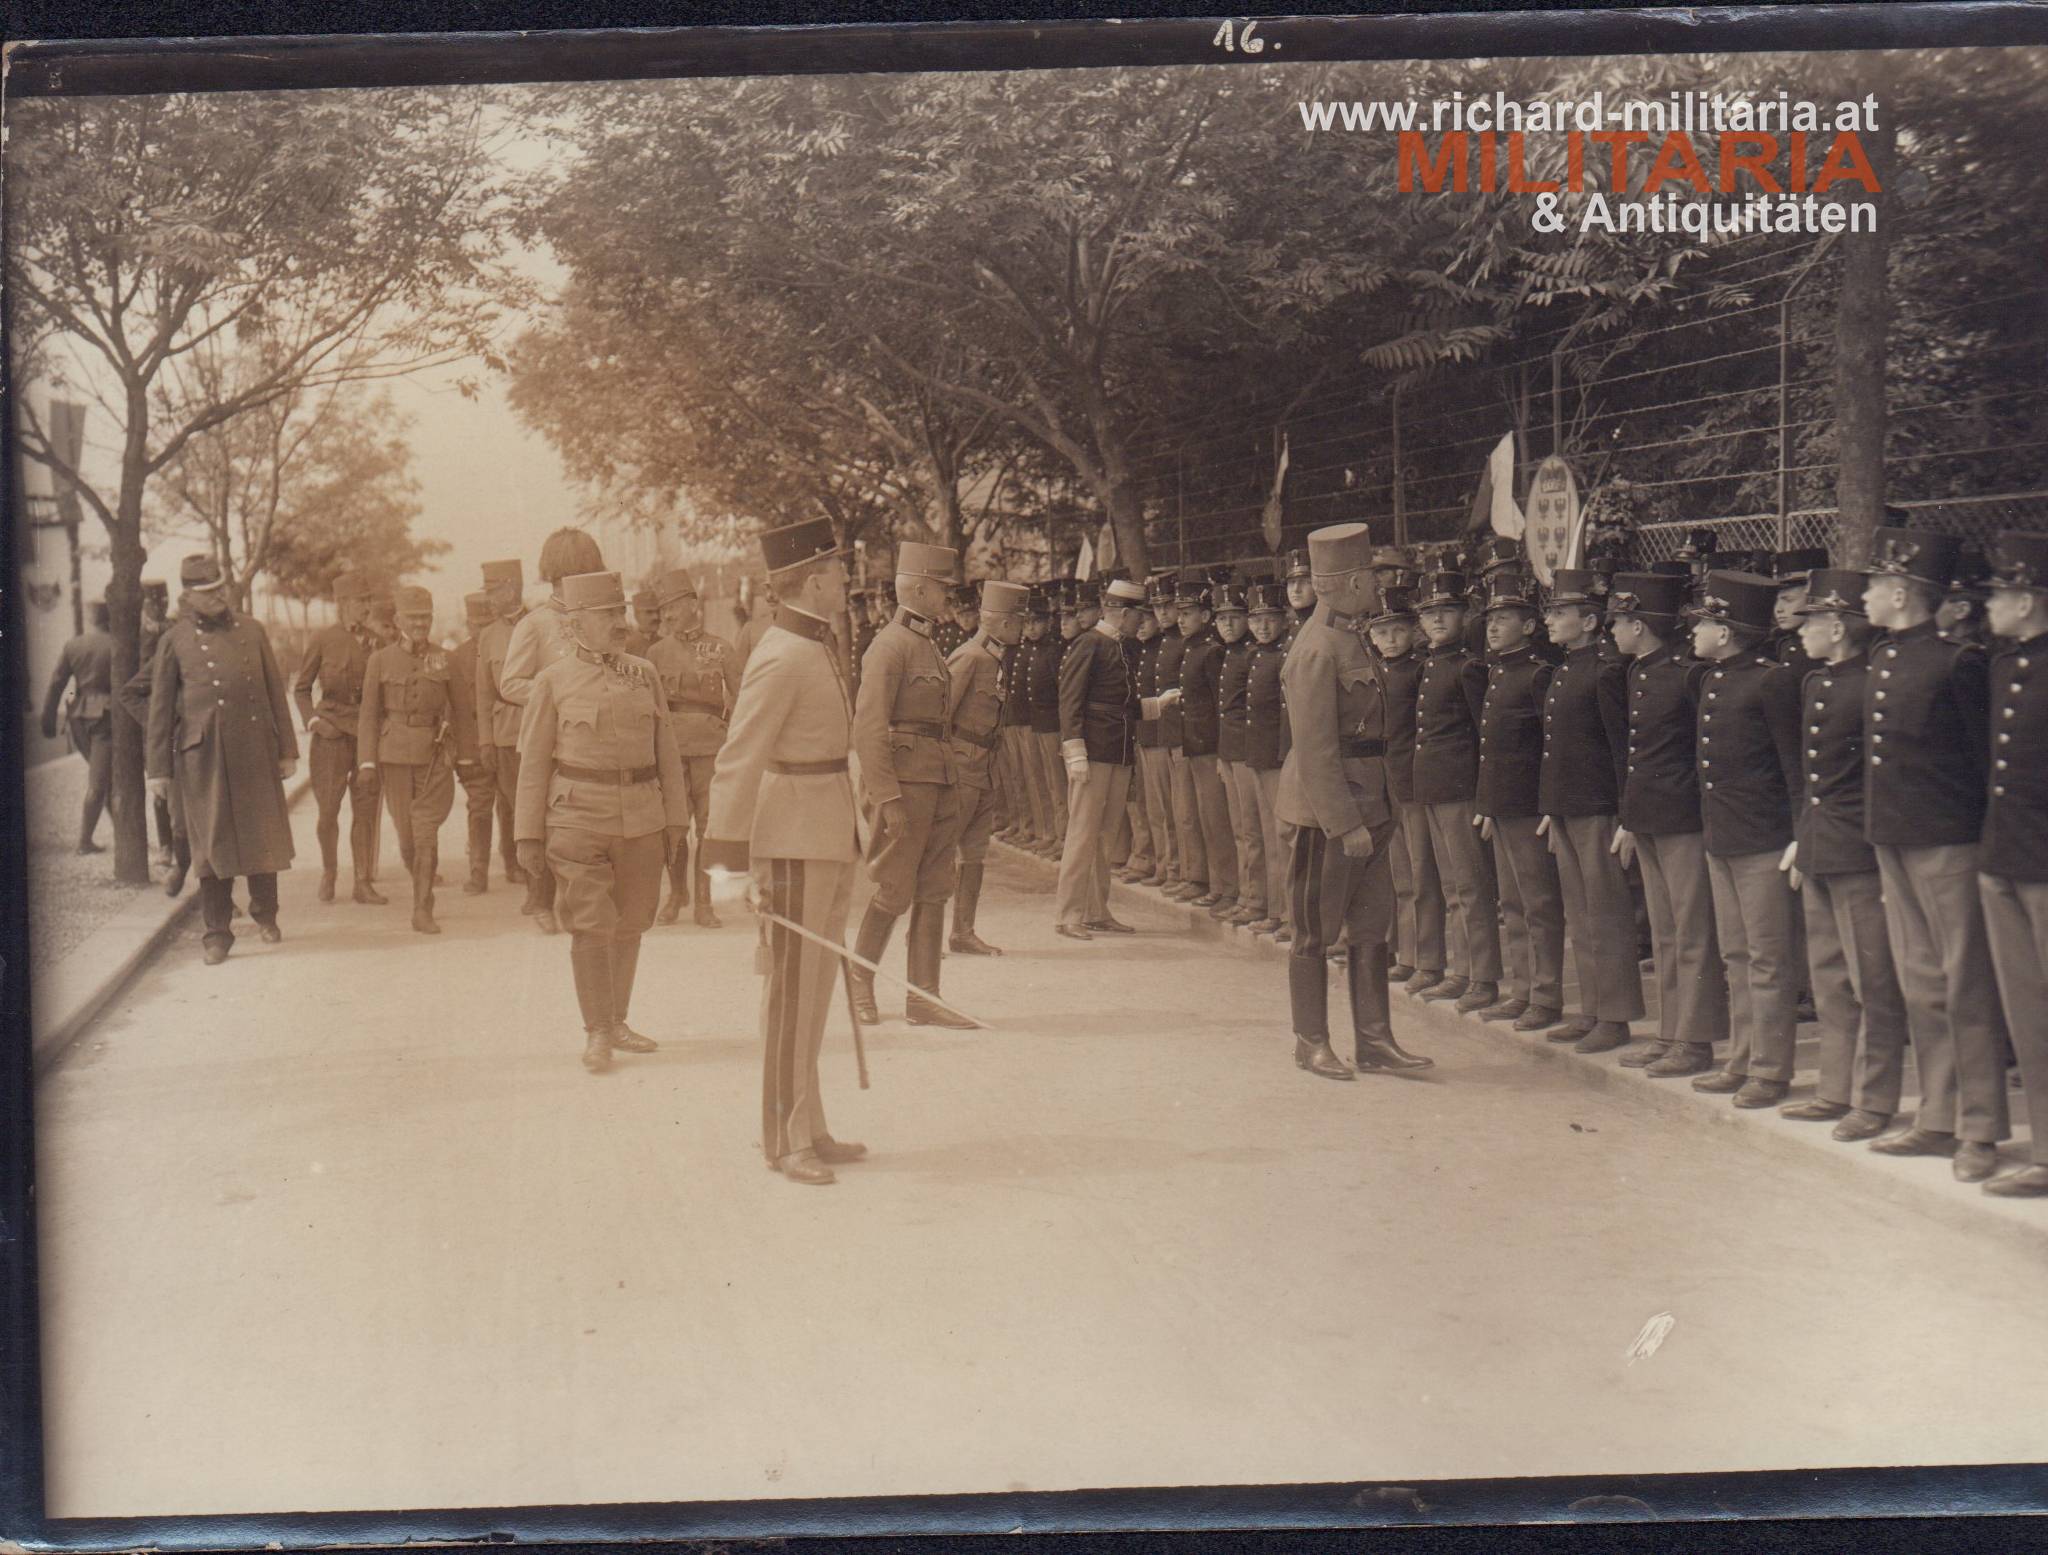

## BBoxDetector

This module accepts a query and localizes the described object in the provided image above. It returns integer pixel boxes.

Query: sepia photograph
[6,7,2048,1537]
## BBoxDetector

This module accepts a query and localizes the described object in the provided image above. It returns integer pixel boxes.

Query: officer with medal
[645,567,740,928]
[357,586,460,935]
[1279,522,1432,1080]
[848,541,976,1029]
[703,519,866,1187]
[947,578,1029,956]
[447,591,501,896]
[514,570,689,1075]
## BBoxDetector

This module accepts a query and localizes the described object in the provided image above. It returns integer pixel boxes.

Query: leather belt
[957,726,1000,750]
[770,758,848,776]
[669,698,725,714]
[556,762,658,784]
[889,719,947,738]
[1340,737,1388,758]
[403,713,441,727]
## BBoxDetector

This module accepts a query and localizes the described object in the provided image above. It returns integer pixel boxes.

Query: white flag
[1076,536,1095,581]
[1487,432,1524,538]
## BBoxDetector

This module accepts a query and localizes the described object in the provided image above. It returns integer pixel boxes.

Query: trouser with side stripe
[756,856,855,1166]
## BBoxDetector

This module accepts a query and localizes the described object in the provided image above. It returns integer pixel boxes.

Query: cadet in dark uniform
[1282,549,1315,639]
[475,559,531,893]
[1779,568,1907,1140]
[1978,532,2048,1196]
[1028,582,1074,858]
[1939,542,1994,648]
[1368,586,1443,984]
[1412,570,1501,1012]
[1538,569,1641,1053]
[515,570,689,1074]
[848,588,875,695]
[1215,581,1264,924]
[932,586,968,658]
[646,567,740,927]
[1861,525,2008,1181]
[1116,588,1161,884]
[41,598,116,855]
[1688,571,1804,1107]
[996,592,1040,847]
[1180,582,1237,911]
[294,573,382,903]
[1280,522,1431,1080]
[1474,574,1565,1030]
[849,541,974,1028]
[1008,590,1056,855]
[1243,582,1292,938]
[1610,571,1728,1076]
[1126,579,1180,886]
[1771,549,1829,678]
[948,579,1028,954]
[1153,577,1197,892]
[357,586,458,934]
[447,591,501,895]
[146,555,299,965]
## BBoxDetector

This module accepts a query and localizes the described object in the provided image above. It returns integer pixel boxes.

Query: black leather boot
[907,903,976,1027]
[1349,947,1432,1072]
[949,862,1001,955]
[570,934,614,1070]
[608,934,658,1052]
[849,904,895,1024]
[411,843,441,934]
[1287,950,1329,1049]
[692,863,720,928]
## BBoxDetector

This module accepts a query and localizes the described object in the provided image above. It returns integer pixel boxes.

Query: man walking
[447,592,500,896]
[947,579,1028,955]
[41,597,116,855]
[358,586,459,935]
[646,567,740,927]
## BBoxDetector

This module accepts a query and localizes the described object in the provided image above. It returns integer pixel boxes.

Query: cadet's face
[1988,588,2037,640]
[1287,578,1316,611]
[1418,606,1462,646]
[1797,613,1840,660]
[1216,611,1247,642]
[1936,595,1976,633]
[1025,616,1047,640]
[958,609,979,635]
[1366,620,1411,657]
[1059,613,1082,639]
[1773,585,1808,630]
[1250,612,1284,644]
[401,610,433,641]
[1178,605,1205,634]
[1691,618,1731,659]
[1863,576,1903,627]
[1544,606,1589,647]
[1134,610,1158,640]
[1485,611,1534,652]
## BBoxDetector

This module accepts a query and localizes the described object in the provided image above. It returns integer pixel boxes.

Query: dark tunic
[1151,626,1187,751]
[1027,636,1065,736]
[1412,642,1487,806]
[1133,634,1164,750]
[1620,646,1705,837]
[1244,638,1289,773]
[145,611,298,878]
[1000,633,1035,726]
[1218,637,1254,764]
[1539,644,1627,818]
[1795,653,1878,878]
[1695,651,1802,857]
[1179,625,1225,758]
[1863,620,1989,849]
[1476,646,1552,820]
[1981,631,2048,882]
[42,627,114,731]
[1379,649,1425,806]
[1058,625,1139,766]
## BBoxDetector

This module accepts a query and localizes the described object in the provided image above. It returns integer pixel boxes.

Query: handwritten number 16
[1212,18,1270,52]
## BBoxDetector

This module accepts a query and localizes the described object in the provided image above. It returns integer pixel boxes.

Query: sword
[752,903,991,1032]
[838,959,872,1090]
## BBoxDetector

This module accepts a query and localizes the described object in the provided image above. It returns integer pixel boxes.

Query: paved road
[35,799,2048,1518]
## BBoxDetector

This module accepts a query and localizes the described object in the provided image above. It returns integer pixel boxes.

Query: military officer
[621,587,660,659]
[1685,571,1804,1107]
[1242,582,1293,938]
[1179,579,1238,912]
[294,573,383,903]
[446,591,501,896]
[1280,522,1431,1080]
[118,585,193,893]
[1412,570,1502,1012]
[1977,532,2048,1196]
[145,554,298,965]
[704,520,865,1186]
[1368,585,1442,982]
[1473,573,1565,1031]
[1860,524,2009,1181]
[357,586,459,935]
[515,570,689,1074]
[40,597,116,856]
[1214,580,1264,925]
[1537,569,1641,1054]
[1282,548,1315,640]
[646,567,740,928]
[1027,581,1073,858]
[475,558,531,894]
[996,590,1041,847]
[947,579,1028,954]
[849,541,975,1029]
[500,528,610,935]
[1150,576,1195,891]
[1778,568,1908,1141]
[1609,571,1729,1076]
[1006,590,1056,854]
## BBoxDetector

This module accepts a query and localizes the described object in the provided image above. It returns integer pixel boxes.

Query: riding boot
[1349,943,1432,1071]
[570,934,614,1071]
[411,841,441,933]
[848,903,896,1024]
[609,934,658,1051]
[949,862,1001,955]
[692,860,720,928]
[906,903,976,1027]
[466,806,491,894]
[1287,951,1329,1049]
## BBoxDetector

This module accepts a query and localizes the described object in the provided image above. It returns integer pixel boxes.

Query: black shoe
[1550,1016,1597,1043]
[1619,1040,1670,1069]
[1954,1142,2000,1183]
[1355,1036,1434,1073]
[1781,1099,1851,1122]
[1868,1127,1957,1158]
[950,931,1003,956]
[1691,1069,1746,1095]
[1647,1044,1714,1077]
[1573,1021,1633,1055]
[1733,1078,1789,1109]
[1452,982,1498,1014]
[201,942,229,966]
[1405,969,1445,995]
[1513,1005,1565,1033]
[1295,1037,1355,1080]
[1419,975,1469,1004]
[1983,1164,2048,1197]
[1831,1109,1892,1142]
[164,862,189,898]
[1479,998,1529,1023]
[1084,916,1136,935]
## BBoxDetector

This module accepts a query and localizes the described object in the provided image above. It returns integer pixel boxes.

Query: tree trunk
[1086,405,1151,580]
[105,494,150,887]
[1831,67,1897,568]
[932,476,965,557]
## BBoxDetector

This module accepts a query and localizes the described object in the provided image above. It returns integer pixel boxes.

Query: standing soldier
[1412,570,1501,1013]
[646,567,740,928]
[1779,568,1908,1141]
[1687,571,1804,1107]
[932,587,967,658]
[1180,579,1238,913]
[1977,532,2048,1196]
[1151,576,1195,892]
[1215,581,1264,925]
[1474,573,1566,1031]
[1860,524,2008,1181]
[515,570,689,1075]
[1242,580,1293,938]
[357,586,459,935]
[40,597,116,856]
[1537,569,1641,1054]
[1129,577,1183,889]
[948,579,1028,955]
[620,587,660,659]
[995,591,1040,848]
[135,581,175,867]
[1609,571,1729,1077]
[1005,590,1055,855]
[500,528,610,936]
[1280,522,1431,1080]
[1027,581,1072,860]
[475,559,531,894]
[734,580,778,670]
[1282,549,1315,644]
[1939,542,1994,648]
[1368,586,1443,987]
[294,574,382,904]
[704,520,864,1186]
[145,555,298,966]
[1116,590,1163,884]
[1771,549,1829,679]
[848,541,975,1029]
[447,592,500,896]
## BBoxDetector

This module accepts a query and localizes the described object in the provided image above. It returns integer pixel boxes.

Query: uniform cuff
[701,837,750,872]
[1061,739,1088,764]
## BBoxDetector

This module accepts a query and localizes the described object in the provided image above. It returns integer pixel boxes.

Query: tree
[7,89,523,882]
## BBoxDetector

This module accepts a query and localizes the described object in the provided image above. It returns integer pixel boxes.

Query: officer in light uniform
[293,573,381,903]
[358,586,459,935]
[1861,524,2009,1182]
[446,591,501,896]
[646,567,740,927]
[948,579,1029,955]
[475,559,531,893]
[849,541,975,1029]
[515,570,689,1074]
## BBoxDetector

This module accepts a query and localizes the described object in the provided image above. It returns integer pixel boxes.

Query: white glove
[703,865,759,913]
[1061,738,1088,781]
[1778,840,1803,892]
[147,777,171,803]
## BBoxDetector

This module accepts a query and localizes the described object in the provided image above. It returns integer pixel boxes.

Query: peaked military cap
[331,571,366,601]
[980,579,1030,614]
[1146,573,1178,604]
[1282,548,1312,580]
[1247,581,1288,614]
[1307,521,1374,574]
[1416,570,1469,609]
[1868,525,1964,588]
[1799,568,1869,616]
[1211,581,1249,613]
[481,559,524,591]
[1772,547,1829,586]
[463,591,496,624]
[759,517,839,575]
[394,584,435,615]
[1174,571,1209,607]
[655,568,698,605]
[1673,527,1720,561]
[1103,576,1148,606]
[1473,536,1524,575]
[1991,532,2048,593]
[896,541,959,582]
[1607,571,1687,622]
[1692,570,1777,632]
[1481,571,1537,614]
[560,571,626,611]
[140,579,169,603]
[1368,584,1417,625]
[1026,585,1053,616]
[1947,541,1993,599]
[181,554,225,589]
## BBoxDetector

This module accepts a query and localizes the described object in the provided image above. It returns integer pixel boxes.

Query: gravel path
[24,753,156,977]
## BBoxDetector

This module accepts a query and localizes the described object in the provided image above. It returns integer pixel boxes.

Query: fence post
[1392,385,1407,549]
[1176,447,1186,570]
[1779,235,1838,552]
